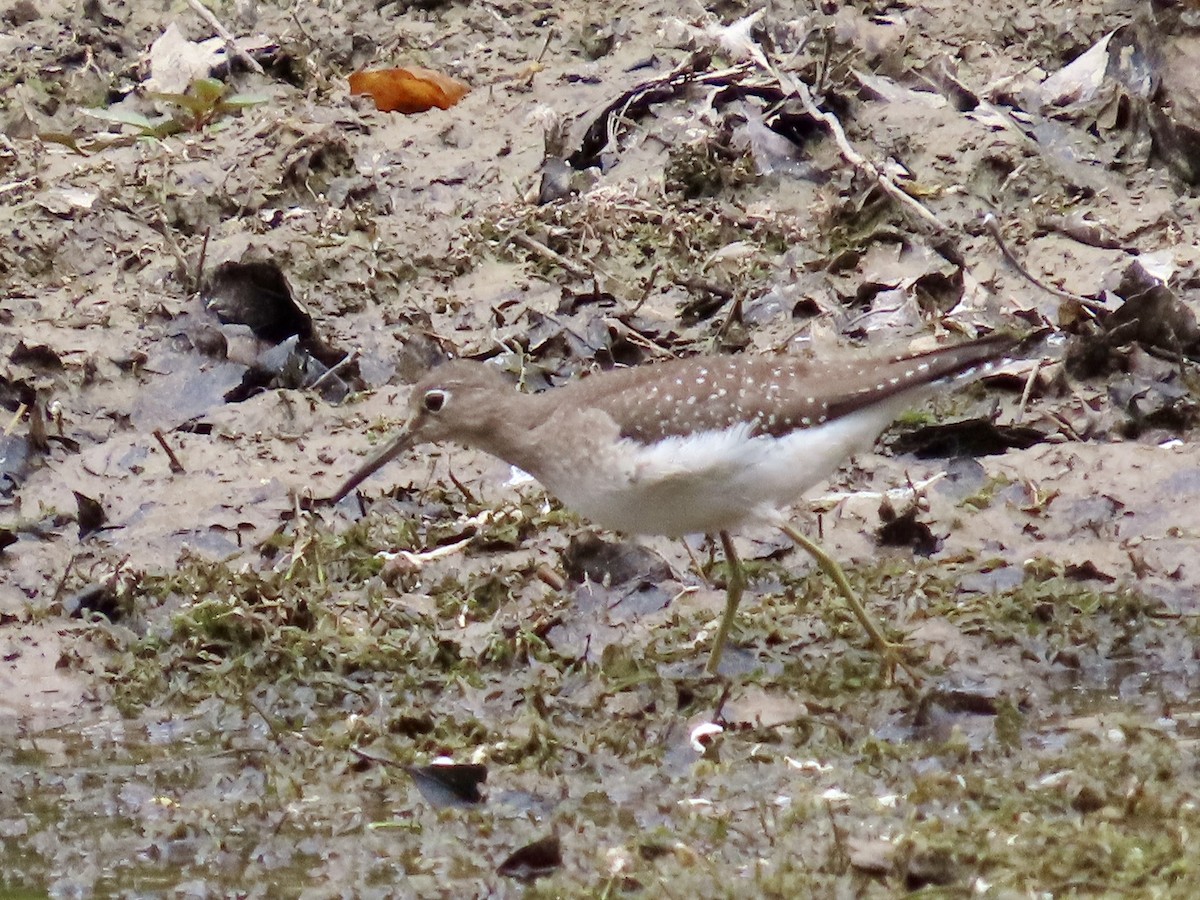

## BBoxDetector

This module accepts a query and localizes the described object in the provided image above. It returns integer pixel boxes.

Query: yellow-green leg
[780,522,922,685]
[705,530,745,675]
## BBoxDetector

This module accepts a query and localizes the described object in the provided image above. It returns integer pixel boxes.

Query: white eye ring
[423,389,448,413]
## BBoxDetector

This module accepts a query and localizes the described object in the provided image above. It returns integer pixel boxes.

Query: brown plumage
[562,334,1013,442]
[333,334,1012,536]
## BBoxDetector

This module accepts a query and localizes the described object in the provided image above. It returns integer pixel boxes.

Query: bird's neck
[458,391,562,480]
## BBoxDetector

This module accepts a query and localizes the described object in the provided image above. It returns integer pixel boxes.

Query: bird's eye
[423,389,447,413]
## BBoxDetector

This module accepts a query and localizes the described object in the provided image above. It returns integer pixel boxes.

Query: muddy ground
[5,0,1200,896]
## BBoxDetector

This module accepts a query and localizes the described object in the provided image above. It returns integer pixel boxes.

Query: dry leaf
[348,66,469,114]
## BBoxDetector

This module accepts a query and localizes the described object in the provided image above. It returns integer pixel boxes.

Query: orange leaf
[348,66,469,114]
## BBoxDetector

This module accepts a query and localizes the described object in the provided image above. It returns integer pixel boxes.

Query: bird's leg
[705,530,746,675]
[779,522,923,686]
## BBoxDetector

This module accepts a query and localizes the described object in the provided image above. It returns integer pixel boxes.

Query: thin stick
[185,0,265,75]
[746,37,948,234]
[4,402,26,437]
[194,226,211,295]
[289,7,314,43]
[1015,357,1043,424]
[982,213,1105,311]
[150,212,193,281]
[51,553,78,605]
[790,77,948,233]
[307,351,357,393]
[153,429,186,473]
[510,231,592,279]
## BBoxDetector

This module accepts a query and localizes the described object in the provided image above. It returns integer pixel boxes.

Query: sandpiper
[334,334,1014,676]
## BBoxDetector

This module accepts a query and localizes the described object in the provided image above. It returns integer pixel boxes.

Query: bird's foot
[779,523,926,692]
[869,635,925,695]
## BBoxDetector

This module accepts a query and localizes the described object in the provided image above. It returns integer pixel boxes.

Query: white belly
[537,397,915,538]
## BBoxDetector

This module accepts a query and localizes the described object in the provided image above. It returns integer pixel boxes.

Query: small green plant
[149,77,266,130]
[87,77,266,140]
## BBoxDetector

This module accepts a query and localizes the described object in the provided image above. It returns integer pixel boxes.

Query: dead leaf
[722,685,808,728]
[846,836,896,875]
[406,762,487,807]
[498,835,562,880]
[72,490,106,539]
[144,23,225,94]
[348,66,469,114]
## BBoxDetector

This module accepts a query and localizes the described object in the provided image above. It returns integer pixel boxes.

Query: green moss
[23,498,1195,896]
[959,473,1012,510]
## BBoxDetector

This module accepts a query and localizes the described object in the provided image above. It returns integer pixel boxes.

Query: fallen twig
[4,402,25,437]
[567,55,753,170]
[787,75,949,234]
[376,534,473,569]
[307,350,357,394]
[185,0,265,75]
[705,21,949,235]
[982,212,1106,313]
[194,226,211,296]
[152,429,186,473]
[1015,357,1043,424]
[510,231,592,280]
